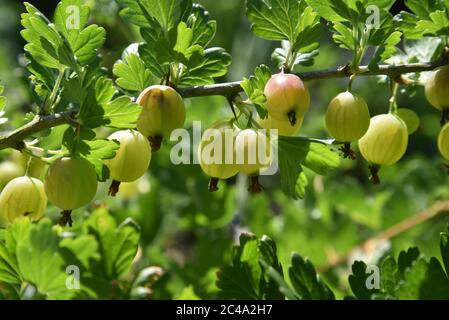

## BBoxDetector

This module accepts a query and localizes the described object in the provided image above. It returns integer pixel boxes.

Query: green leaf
[348,260,380,299]
[289,253,335,300]
[258,236,285,299]
[113,54,155,92]
[397,247,420,279]
[186,4,217,47]
[380,256,397,295]
[216,234,262,299]
[278,137,340,199]
[179,47,232,86]
[80,138,120,181]
[368,31,401,71]
[272,41,319,69]
[246,0,300,41]
[331,22,355,50]
[84,210,140,280]
[17,220,74,299]
[79,77,140,129]
[241,65,271,116]
[305,0,351,22]
[21,3,69,69]
[0,220,31,285]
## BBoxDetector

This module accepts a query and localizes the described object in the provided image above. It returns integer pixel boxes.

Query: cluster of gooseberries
[198,72,309,192]
[0,85,185,226]
[1,64,449,225]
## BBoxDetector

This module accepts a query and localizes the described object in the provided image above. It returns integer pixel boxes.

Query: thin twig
[0,110,77,150]
[1,56,448,151]
[319,201,449,272]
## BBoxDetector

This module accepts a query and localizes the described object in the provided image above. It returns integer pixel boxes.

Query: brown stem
[339,143,356,160]
[108,180,121,197]
[248,175,264,194]
[369,165,381,184]
[208,177,219,192]
[148,135,163,152]
[318,201,449,272]
[59,210,73,227]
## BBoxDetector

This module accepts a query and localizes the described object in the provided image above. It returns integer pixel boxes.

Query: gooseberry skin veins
[234,129,272,175]
[136,85,186,139]
[198,121,239,180]
[438,122,449,161]
[105,130,151,183]
[44,157,98,211]
[358,114,408,166]
[0,176,47,224]
[264,73,310,123]
[396,108,420,135]
[257,115,303,136]
[425,65,449,111]
[325,91,370,142]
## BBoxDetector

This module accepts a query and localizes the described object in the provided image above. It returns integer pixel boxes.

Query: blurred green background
[1,0,448,299]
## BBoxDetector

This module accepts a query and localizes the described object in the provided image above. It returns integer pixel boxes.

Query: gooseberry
[198,121,239,191]
[136,85,186,151]
[44,157,98,226]
[257,115,303,136]
[264,72,310,126]
[0,161,23,191]
[104,130,151,196]
[325,91,370,142]
[425,65,449,111]
[396,108,420,135]
[438,122,449,161]
[358,114,408,184]
[0,176,47,225]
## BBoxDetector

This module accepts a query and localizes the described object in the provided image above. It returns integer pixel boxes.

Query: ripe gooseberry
[44,157,98,226]
[104,130,151,196]
[325,91,370,159]
[0,176,47,225]
[198,121,239,192]
[438,122,449,161]
[358,114,408,184]
[0,161,23,191]
[425,65,449,112]
[234,129,272,193]
[257,115,303,136]
[264,72,310,126]
[137,85,186,151]
[396,108,420,135]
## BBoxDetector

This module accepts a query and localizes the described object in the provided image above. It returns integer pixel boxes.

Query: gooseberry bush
[1,0,449,300]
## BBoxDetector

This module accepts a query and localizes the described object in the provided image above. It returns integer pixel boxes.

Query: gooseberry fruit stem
[59,210,73,227]
[369,165,381,185]
[248,176,264,194]
[148,135,163,152]
[339,143,356,160]
[208,178,219,192]
[109,180,121,197]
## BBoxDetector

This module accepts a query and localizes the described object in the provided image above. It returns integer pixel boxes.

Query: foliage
[0,0,449,301]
